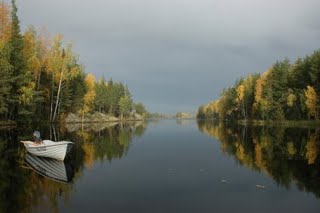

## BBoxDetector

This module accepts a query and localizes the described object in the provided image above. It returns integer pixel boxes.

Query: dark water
[0,120,320,213]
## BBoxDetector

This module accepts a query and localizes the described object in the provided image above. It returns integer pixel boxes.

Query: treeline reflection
[0,121,146,212]
[197,120,320,198]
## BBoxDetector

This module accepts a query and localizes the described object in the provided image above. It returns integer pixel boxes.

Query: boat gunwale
[23,141,74,149]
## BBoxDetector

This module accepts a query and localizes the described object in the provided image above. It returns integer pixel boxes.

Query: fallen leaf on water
[256,184,266,189]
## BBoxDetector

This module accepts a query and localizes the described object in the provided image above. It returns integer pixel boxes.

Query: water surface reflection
[197,120,320,198]
[0,121,146,212]
[1,120,320,212]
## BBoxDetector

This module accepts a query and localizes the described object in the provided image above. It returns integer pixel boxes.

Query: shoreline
[0,113,146,128]
[196,118,320,128]
[238,119,320,127]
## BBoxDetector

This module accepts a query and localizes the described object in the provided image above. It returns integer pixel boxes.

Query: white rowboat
[25,153,74,183]
[21,140,74,161]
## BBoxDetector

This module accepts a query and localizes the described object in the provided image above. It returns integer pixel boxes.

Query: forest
[0,1,147,124]
[197,49,320,122]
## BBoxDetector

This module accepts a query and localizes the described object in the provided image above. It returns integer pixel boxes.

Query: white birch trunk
[52,69,64,122]
[50,73,54,122]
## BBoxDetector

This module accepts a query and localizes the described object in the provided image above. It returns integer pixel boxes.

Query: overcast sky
[17,0,320,113]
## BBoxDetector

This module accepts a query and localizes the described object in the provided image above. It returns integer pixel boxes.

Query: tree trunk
[295,103,301,120]
[52,69,64,122]
[50,73,54,122]
[242,102,246,120]
[37,71,41,89]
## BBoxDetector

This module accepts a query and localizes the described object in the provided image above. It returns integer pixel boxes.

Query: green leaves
[119,95,133,119]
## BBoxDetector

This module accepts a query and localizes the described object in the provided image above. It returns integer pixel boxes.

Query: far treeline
[0,1,147,123]
[197,49,320,122]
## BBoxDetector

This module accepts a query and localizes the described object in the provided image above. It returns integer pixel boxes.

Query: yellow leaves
[305,85,319,119]
[46,34,80,84]
[85,73,96,90]
[82,143,95,169]
[48,35,65,71]
[254,78,263,105]
[28,55,41,78]
[77,127,95,169]
[287,93,297,107]
[263,67,272,80]
[205,100,220,116]
[69,66,80,78]
[52,34,63,50]
[236,142,246,161]
[19,82,36,105]
[47,37,63,75]
[23,27,42,77]
[287,142,297,158]
[0,2,11,42]
[23,27,37,58]
[305,134,319,165]
[254,142,267,172]
[236,84,245,104]
[82,73,96,114]
[305,86,317,105]
[22,26,53,85]
[253,69,271,113]
[84,90,95,109]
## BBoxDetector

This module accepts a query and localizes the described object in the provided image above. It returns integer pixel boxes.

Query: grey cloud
[17,0,320,113]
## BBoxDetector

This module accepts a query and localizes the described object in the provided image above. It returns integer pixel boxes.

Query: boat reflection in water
[25,153,74,183]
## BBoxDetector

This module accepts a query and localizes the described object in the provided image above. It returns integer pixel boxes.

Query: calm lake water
[0,119,320,212]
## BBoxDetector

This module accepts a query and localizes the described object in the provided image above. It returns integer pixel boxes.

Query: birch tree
[79,73,96,121]
[236,84,246,120]
[47,35,80,122]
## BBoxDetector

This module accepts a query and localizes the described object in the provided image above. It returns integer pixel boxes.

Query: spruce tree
[0,2,13,119]
[8,0,30,120]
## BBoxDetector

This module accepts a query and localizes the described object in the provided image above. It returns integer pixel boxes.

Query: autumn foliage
[198,51,320,121]
[0,1,147,122]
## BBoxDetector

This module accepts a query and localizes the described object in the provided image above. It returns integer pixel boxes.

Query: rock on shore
[64,112,144,123]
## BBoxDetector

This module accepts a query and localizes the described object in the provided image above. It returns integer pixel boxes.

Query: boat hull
[25,154,74,183]
[23,140,74,161]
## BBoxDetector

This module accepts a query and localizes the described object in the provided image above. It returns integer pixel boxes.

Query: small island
[175,112,195,119]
